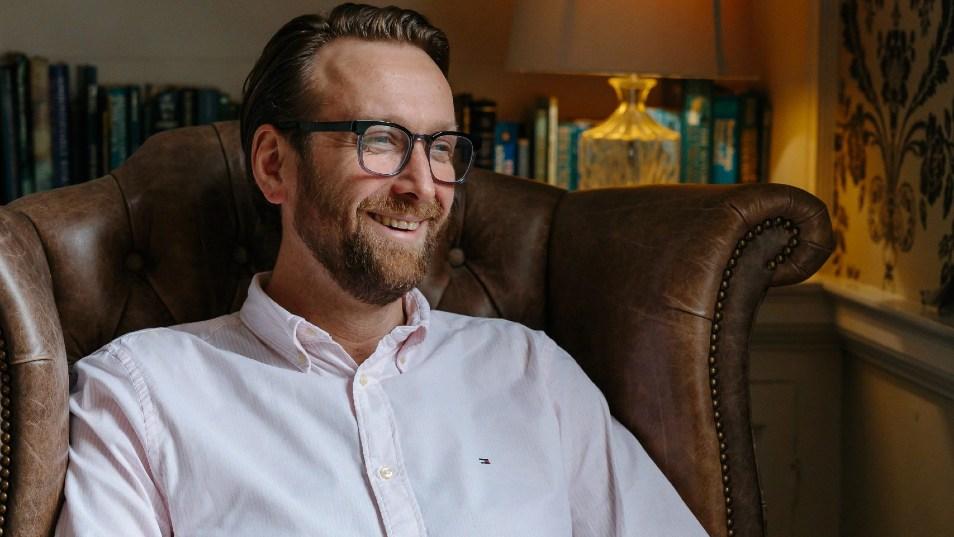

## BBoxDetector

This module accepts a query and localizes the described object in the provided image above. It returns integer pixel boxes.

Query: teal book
[711,94,741,184]
[556,121,588,191]
[7,54,33,196]
[680,80,713,184]
[107,86,128,171]
[196,88,220,124]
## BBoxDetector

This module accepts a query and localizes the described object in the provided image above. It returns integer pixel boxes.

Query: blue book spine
[49,63,71,187]
[680,80,713,184]
[493,121,519,175]
[1,65,20,203]
[711,95,741,184]
[107,86,128,171]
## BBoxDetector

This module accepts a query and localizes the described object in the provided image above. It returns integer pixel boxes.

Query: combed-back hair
[240,3,450,225]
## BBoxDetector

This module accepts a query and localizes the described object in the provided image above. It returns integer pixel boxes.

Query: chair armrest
[547,184,833,537]
[0,207,70,537]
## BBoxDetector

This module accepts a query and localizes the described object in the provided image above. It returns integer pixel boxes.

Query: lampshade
[506,0,758,80]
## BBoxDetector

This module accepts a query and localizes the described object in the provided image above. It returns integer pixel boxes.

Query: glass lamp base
[577,75,680,189]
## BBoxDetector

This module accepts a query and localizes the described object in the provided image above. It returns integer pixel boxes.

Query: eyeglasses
[277,120,476,184]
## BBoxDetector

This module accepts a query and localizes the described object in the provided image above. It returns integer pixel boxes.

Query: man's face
[289,39,457,306]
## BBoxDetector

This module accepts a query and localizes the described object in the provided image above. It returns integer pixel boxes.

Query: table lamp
[507,0,758,188]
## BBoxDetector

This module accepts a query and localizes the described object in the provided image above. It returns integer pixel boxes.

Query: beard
[292,156,447,306]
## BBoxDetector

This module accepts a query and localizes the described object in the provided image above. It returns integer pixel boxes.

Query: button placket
[352,368,426,535]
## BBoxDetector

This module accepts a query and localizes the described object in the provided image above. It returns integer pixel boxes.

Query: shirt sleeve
[55,345,171,537]
[540,336,708,537]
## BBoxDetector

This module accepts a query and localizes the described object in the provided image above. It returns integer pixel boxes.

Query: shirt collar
[239,272,431,374]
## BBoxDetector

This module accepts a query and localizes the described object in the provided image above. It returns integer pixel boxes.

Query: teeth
[373,214,420,231]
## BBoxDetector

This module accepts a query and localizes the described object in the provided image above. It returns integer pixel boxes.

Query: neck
[265,244,406,365]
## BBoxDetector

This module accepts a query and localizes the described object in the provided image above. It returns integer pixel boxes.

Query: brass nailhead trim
[710,218,801,535]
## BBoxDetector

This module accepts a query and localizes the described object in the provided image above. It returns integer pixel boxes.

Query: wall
[827,3,954,537]
[0,0,620,122]
[833,0,954,302]
[841,359,954,536]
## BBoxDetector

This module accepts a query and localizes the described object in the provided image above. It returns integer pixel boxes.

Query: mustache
[358,195,444,220]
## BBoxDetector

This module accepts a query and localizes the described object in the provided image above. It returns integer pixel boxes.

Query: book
[49,63,71,187]
[197,88,220,125]
[29,56,53,191]
[106,86,129,171]
[77,64,100,182]
[493,121,519,175]
[127,85,143,156]
[469,98,496,170]
[180,88,196,127]
[738,91,764,184]
[546,96,558,185]
[1,65,19,203]
[150,86,181,134]
[711,94,741,184]
[516,137,530,178]
[7,53,33,196]
[532,98,548,180]
[556,121,588,191]
[680,79,713,184]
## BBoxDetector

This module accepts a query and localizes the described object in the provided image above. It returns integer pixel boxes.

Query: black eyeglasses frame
[275,119,477,184]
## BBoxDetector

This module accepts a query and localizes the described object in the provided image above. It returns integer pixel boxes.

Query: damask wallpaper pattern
[834,0,954,304]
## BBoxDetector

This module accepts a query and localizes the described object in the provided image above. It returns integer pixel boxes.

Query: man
[56,4,707,536]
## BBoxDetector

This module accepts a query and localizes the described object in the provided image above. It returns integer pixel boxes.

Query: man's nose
[393,141,436,201]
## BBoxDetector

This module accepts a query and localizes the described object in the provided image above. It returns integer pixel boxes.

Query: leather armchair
[0,121,833,537]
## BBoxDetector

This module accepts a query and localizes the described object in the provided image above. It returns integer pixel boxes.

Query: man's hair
[240,3,450,225]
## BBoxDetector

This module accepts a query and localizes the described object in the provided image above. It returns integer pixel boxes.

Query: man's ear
[250,124,295,205]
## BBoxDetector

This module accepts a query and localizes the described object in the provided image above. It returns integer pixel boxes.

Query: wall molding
[755,277,954,400]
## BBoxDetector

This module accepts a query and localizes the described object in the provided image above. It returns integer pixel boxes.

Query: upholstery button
[233,246,248,265]
[448,247,466,267]
[378,465,395,480]
[125,253,144,272]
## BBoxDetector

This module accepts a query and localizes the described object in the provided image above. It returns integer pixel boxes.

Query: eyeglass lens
[358,124,473,182]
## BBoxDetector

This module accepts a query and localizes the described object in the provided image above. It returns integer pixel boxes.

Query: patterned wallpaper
[834,0,954,305]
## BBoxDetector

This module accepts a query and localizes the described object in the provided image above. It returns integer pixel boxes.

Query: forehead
[307,38,455,130]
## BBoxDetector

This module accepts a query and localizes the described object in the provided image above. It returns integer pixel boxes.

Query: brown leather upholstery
[0,121,833,537]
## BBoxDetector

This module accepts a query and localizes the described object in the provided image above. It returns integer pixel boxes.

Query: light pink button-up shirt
[56,273,706,536]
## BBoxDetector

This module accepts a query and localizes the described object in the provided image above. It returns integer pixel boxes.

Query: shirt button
[296,351,308,367]
[358,374,369,386]
[398,356,407,366]
[378,465,395,480]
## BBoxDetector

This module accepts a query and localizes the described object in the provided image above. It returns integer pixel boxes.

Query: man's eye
[431,140,455,161]
[362,130,402,152]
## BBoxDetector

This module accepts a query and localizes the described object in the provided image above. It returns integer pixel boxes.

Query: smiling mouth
[370,213,422,231]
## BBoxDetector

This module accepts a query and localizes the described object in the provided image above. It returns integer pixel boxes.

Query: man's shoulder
[428,309,559,354]
[84,313,242,365]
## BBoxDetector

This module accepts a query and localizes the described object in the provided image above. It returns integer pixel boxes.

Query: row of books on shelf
[455,80,770,190]
[0,52,239,204]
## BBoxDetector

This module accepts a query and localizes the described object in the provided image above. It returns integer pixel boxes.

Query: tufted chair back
[0,121,833,537]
